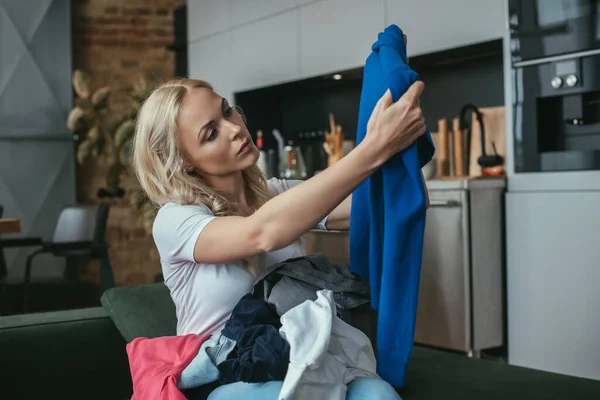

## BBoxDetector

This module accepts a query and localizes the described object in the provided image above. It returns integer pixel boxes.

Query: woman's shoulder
[152,202,214,237]
[266,177,302,196]
[152,201,217,262]
[155,201,212,222]
[157,201,212,215]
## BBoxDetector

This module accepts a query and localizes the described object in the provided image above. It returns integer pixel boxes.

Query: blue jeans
[207,377,401,400]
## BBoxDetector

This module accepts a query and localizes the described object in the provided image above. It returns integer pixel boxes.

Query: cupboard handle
[429,199,461,207]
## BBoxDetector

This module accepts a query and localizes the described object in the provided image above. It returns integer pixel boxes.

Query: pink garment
[127,334,211,400]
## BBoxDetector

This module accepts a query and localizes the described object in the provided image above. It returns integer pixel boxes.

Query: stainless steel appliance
[509,0,600,63]
[414,178,505,356]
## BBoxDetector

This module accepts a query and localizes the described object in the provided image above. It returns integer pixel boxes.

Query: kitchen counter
[425,177,506,190]
[507,170,600,192]
[305,229,349,266]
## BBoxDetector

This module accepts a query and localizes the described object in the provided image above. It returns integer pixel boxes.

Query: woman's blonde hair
[132,78,271,217]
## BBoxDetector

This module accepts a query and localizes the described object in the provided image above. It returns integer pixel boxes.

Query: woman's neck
[204,171,248,206]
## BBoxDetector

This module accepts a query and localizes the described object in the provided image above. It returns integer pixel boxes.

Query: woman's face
[177,87,259,178]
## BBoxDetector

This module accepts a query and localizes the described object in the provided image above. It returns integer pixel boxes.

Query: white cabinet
[231,11,300,92]
[299,0,384,78]
[229,0,296,27]
[385,0,506,56]
[188,0,509,97]
[188,32,234,104]
[506,191,600,380]
[187,0,231,42]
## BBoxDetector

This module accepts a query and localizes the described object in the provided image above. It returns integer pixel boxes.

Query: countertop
[426,171,600,192]
[426,176,506,190]
[507,170,600,192]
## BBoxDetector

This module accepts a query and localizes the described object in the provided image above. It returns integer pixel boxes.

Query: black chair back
[21,203,113,312]
[52,203,109,245]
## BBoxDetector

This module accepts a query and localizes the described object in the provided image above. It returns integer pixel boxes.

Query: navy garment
[217,294,290,384]
[349,24,435,388]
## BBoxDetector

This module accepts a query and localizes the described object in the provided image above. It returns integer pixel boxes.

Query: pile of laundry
[126,254,379,400]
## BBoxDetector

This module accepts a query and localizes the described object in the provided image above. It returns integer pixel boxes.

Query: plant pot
[97,187,125,199]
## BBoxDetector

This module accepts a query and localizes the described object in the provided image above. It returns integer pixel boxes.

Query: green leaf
[66,107,85,131]
[72,70,91,99]
[76,139,94,164]
[87,124,100,140]
[120,140,134,166]
[115,120,135,148]
[91,87,111,109]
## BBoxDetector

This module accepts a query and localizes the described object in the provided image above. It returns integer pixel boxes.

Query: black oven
[510,0,600,173]
[509,0,600,63]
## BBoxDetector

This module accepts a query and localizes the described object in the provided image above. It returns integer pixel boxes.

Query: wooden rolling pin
[452,117,465,177]
[437,118,450,177]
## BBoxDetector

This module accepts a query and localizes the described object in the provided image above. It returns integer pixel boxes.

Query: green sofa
[1,283,599,400]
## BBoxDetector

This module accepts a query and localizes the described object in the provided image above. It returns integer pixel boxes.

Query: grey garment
[177,334,236,390]
[267,276,320,316]
[257,253,370,317]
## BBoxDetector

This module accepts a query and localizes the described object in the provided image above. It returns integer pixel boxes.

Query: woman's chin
[241,147,260,168]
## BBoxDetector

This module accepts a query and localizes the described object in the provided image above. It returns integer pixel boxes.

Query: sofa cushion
[0,307,132,399]
[400,346,600,400]
[101,283,177,342]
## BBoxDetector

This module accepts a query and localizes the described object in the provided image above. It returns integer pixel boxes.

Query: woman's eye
[206,129,217,141]
[224,106,233,117]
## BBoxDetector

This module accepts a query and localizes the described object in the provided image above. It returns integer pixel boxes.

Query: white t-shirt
[152,178,328,336]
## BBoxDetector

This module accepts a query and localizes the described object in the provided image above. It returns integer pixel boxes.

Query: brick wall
[72,0,185,286]
[73,0,184,112]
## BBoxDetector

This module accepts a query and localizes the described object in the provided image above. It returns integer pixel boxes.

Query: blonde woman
[133,77,426,399]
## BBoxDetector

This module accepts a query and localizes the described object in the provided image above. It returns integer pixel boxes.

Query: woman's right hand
[191,83,426,264]
[364,81,426,163]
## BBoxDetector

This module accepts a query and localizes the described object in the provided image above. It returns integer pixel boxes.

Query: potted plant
[66,70,157,231]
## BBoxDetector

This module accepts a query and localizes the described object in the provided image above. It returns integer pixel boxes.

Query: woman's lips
[238,139,251,155]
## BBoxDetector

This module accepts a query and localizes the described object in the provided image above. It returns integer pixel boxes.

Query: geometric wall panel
[0,0,75,281]
[0,0,71,137]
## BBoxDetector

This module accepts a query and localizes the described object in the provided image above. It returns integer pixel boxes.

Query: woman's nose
[225,120,242,140]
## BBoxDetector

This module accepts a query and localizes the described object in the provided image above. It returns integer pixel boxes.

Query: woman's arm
[325,194,352,231]
[194,146,380,263]
[193,83,426,264]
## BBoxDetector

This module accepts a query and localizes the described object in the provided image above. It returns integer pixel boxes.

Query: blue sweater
[349,24,435,388]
